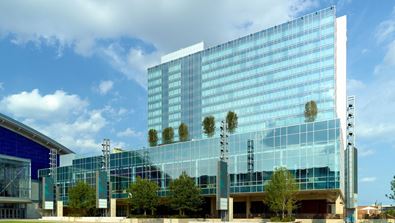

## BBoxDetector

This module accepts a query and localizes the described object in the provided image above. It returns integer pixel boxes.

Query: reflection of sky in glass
[39,118,341,201]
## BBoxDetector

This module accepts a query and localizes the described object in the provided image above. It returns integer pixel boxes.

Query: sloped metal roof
[0,113,74,154]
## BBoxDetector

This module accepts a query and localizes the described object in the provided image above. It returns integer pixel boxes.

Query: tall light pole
[49,148,57,216]
[101,139,111,216]
[345,96,357,222]
[217,120,229,221]
[247,139,254,184]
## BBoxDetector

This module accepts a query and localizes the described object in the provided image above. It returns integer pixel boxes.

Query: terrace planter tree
[162,127,174,144]
[148,129,158,147]
[178,123,189,142]
[304,100,318,122]
[202,116,215,137]
[127,176,159,216]
[226,111,238,134]
[264,167,298,222]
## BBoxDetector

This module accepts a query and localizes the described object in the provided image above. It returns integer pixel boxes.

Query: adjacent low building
[0,112,73,218]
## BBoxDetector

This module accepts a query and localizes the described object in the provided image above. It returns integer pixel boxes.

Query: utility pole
[217,120,229,221]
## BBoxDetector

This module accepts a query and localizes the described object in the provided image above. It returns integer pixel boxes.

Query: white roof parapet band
[161,42,204,63]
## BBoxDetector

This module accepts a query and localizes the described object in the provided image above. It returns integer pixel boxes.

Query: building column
[211,197,216,217]
[333,195,344,216]
[229,197,233,221]
[246,196,251,218]
[110,199,116,217]
[126,204,130,217]
[56,201,63,217]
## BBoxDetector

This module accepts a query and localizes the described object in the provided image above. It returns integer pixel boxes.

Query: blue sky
[0,0,394,205]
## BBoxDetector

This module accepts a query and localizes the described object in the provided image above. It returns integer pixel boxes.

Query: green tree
[264,167,298,220]
[148,129,158,147]
[226,111,238,134]
[386,176,395,201]
[178,123,189,142]
[202,116,215,137]
[127,176,159,216]
[169,172,203,216]
[304,100,318,122]
[162,127,174,144]
[68,181,96,216]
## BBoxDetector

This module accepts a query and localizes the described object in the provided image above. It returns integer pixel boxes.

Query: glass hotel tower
[39,7,348,217]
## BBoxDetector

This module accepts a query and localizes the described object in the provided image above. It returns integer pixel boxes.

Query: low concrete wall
[295,219,343,223]
[41,216,126,222]
[358,220,395,223]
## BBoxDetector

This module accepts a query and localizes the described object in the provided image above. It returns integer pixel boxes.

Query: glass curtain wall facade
[148,7,337,141]
[38,119,341,204]
[0,155,31,199]
[0,154,31,218]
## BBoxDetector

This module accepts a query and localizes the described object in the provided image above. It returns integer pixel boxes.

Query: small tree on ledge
[202,116,215,137]
[178,123,189,142]
[162,127,174,144]
[148,129,158,147]
[304,100,318,122]
[226,111,238,134]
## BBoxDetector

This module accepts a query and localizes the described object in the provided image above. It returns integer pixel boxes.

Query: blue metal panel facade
[0,125,52,179]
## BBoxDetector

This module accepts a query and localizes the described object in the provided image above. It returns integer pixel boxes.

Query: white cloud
[101,105,130,122]
[347,78,366,94]
[358,148,375,157]
[375,7,395,43]
[351,43,395,143]
[0,89,108,154]
[100,44,159,88]
[0,0,317,88]
[382,40,395,66]
[98,80,114,95]
[0,89,87,121]
[0,0,317,51]
[349,75,395,142]
[117,108,128,116]
[336,0,352,10]
[374,8,395,73]
[360,177,377,183]
[42,110,106,153]
[376,20,395,43]
[348,13,395,146]
[117,127,142,138]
